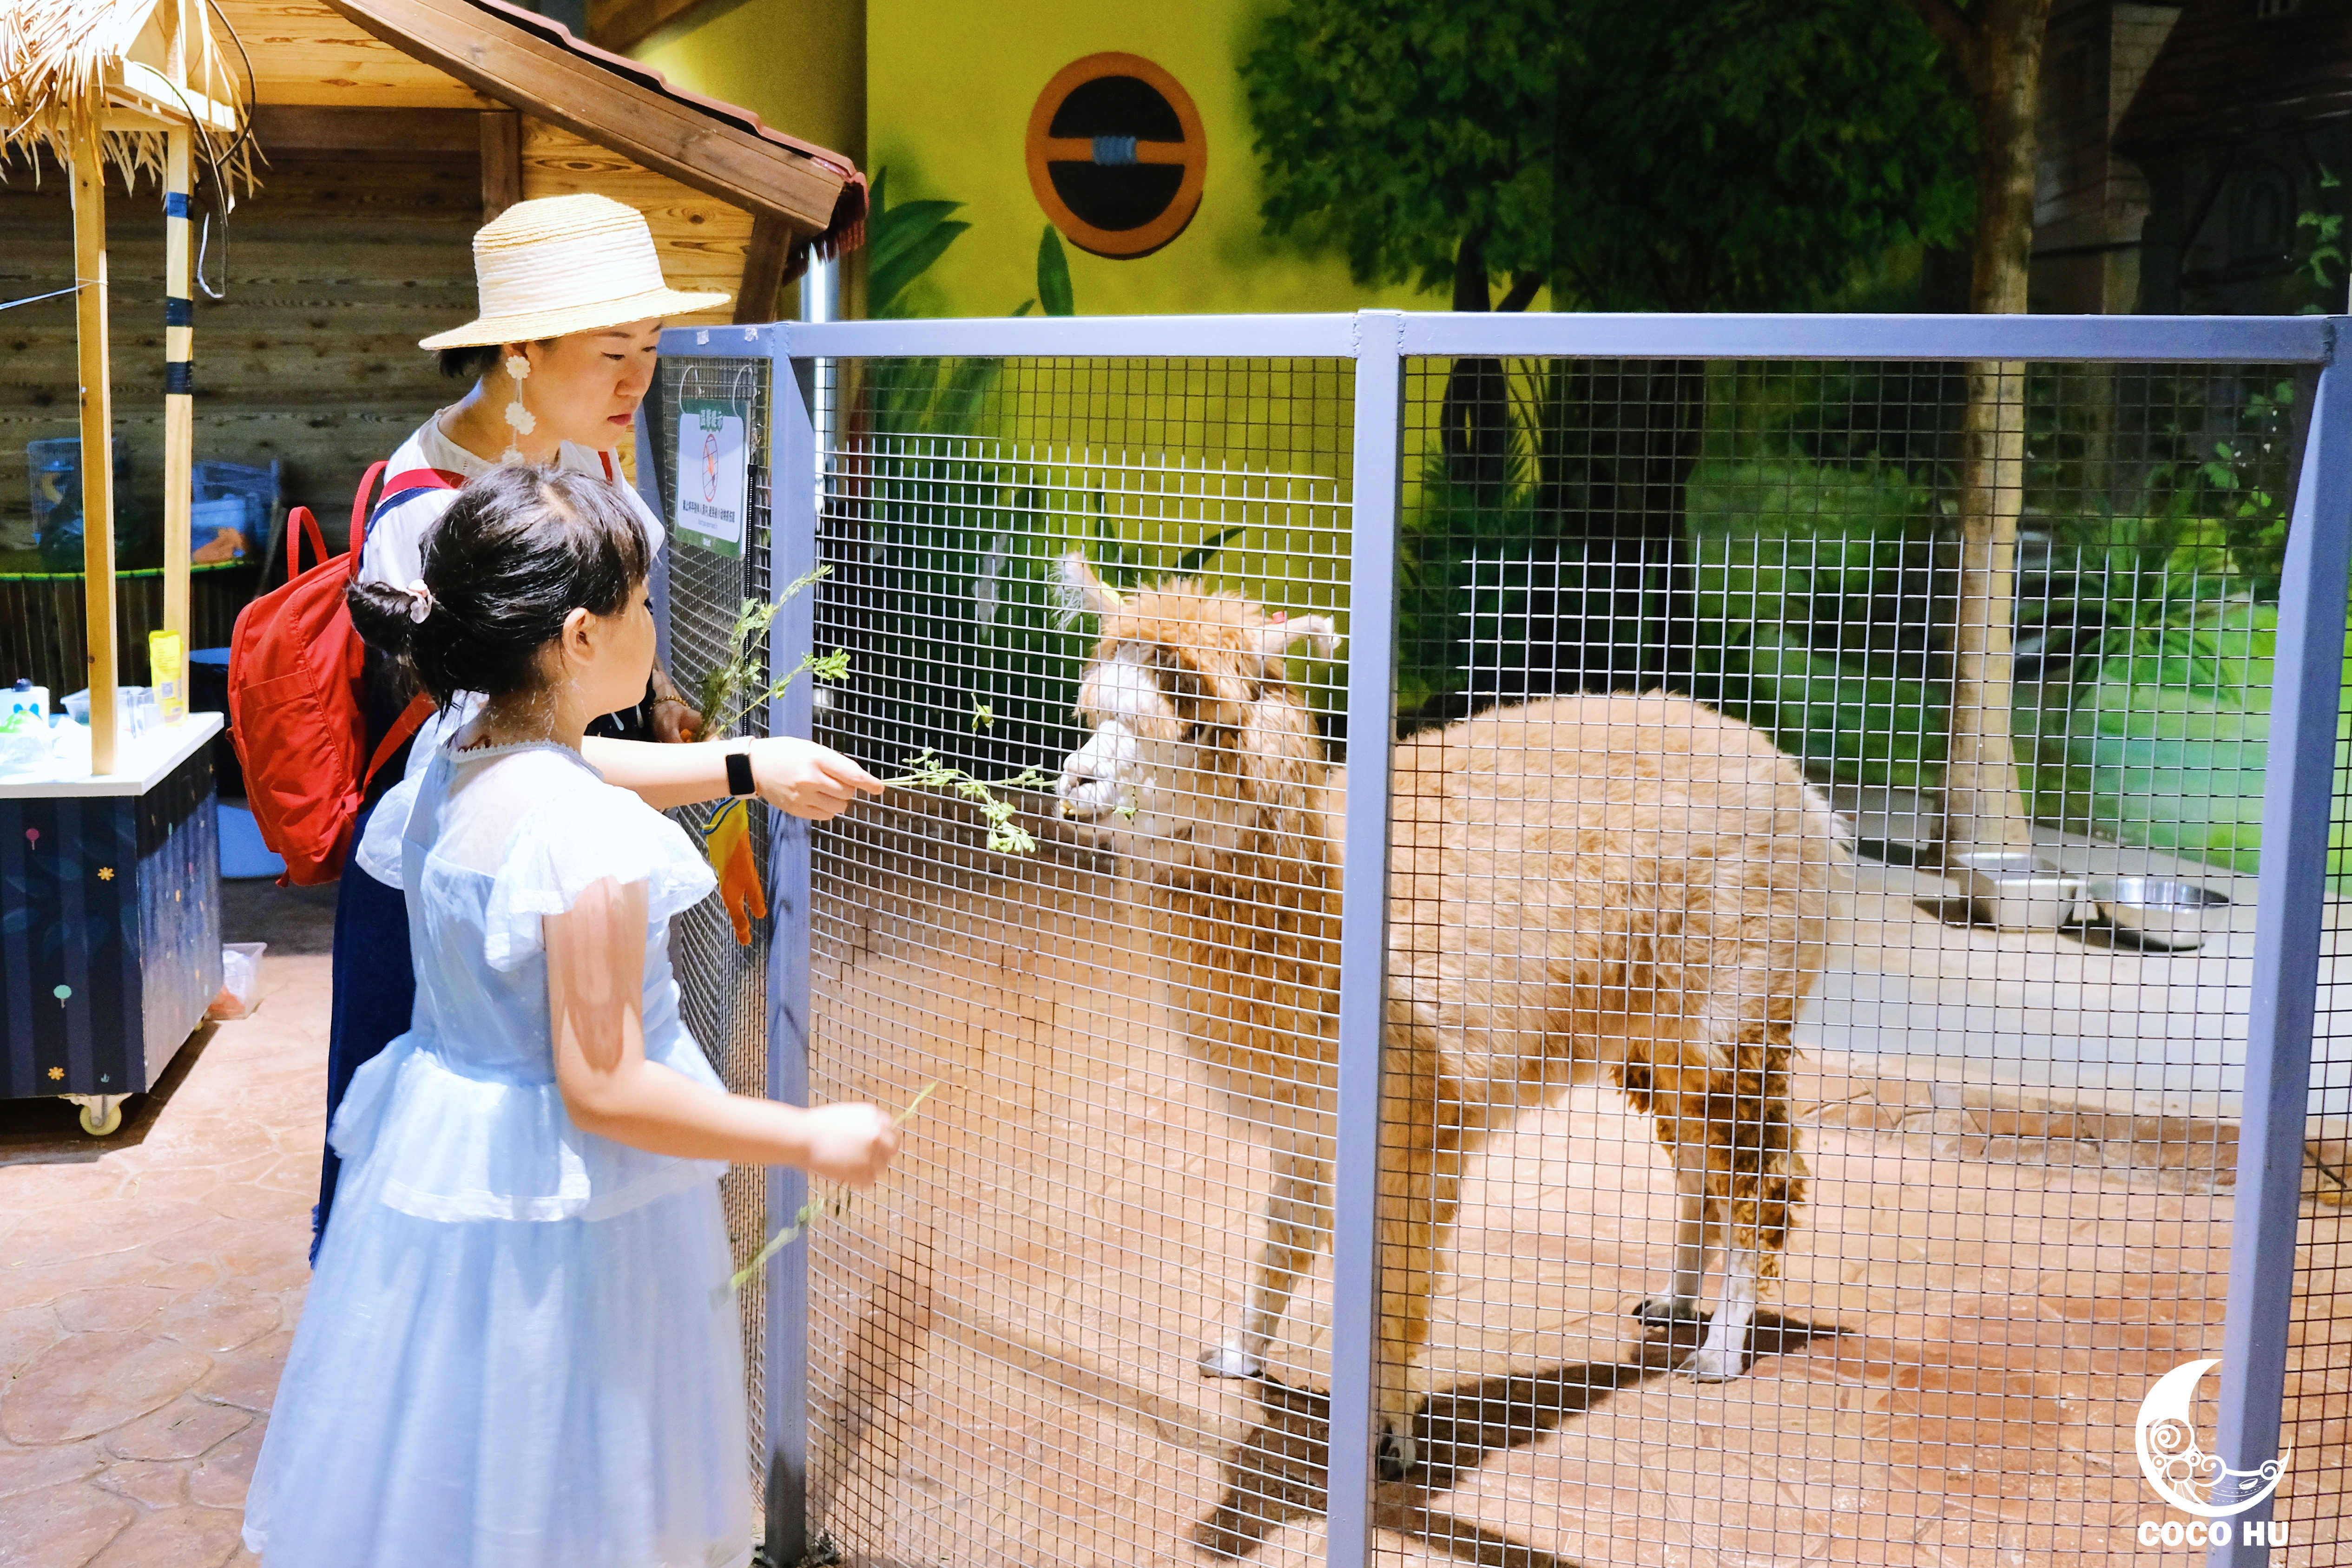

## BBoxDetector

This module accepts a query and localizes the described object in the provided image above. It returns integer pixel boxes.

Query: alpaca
[1050,555,1843,1478]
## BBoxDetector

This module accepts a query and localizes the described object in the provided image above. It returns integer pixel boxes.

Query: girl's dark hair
[347,465,651,705]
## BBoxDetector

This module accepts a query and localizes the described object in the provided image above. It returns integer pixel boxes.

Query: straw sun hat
[417,193,731,351]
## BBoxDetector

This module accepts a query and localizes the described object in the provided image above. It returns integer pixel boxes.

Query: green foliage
[1241,0,1973,309]
[1243,0,1563,294]
[1035,226,1075,317]
[864,169,971,320]
[2294,167,2345,314]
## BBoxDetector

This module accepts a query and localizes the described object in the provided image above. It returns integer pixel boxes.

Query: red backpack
[227,461,462,886]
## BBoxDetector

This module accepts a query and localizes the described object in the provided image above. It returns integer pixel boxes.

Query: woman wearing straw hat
[316,193,880,1258]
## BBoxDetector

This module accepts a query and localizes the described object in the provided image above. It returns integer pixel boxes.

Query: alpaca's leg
[1370,1039,1462,1480]
[1686,1243,1760,1382]
[1202,1130,1329,1380]
[1682,1036,1806,1383]
[1634,1149,1711,1327]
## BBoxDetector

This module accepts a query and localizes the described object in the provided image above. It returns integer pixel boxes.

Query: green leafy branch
[883,749,1051,855]
[694,565,844,738]
[726,1080,939,1294]
[698,581,1052,856]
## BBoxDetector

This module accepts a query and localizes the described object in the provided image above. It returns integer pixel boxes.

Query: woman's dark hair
[436,345,501,381]
[347,465,651,705]
[435,337,560,381]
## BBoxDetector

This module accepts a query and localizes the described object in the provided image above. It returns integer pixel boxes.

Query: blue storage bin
[217,799,284,880]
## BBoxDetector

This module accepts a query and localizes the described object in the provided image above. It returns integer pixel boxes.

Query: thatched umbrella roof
[1,0,252,187]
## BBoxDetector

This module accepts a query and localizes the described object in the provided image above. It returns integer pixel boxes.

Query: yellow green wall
[635,0,866,173]
[866,0,1442,318]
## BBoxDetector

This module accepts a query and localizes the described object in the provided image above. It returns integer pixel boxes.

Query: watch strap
[725,749,756,798]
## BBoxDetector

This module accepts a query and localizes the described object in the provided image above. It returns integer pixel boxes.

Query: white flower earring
[501,352,537,461]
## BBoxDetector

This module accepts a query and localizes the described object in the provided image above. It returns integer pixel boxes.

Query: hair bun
[346,578,424,658]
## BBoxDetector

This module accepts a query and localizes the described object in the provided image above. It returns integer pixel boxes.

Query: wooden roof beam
[322,0,848,236]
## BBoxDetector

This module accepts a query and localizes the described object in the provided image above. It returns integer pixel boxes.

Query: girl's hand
[803,1103,901,1188]
[751,738,883,820]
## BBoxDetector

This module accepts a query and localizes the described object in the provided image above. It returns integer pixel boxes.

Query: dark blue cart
[0,715,223,1135]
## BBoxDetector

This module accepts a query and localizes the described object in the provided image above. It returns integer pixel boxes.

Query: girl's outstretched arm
[581,735,883,817]
[546,875,899,1184]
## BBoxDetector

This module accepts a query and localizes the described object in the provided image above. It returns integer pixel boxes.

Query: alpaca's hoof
[1198,1342,1264,1380]
[1634,1296,1707,1329]
[1376,1425,1418,1482]
[1681,1345,1745,1382]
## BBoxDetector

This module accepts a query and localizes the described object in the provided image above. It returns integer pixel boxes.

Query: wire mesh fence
[646,351,777,1534]
[652,315,2349,1567]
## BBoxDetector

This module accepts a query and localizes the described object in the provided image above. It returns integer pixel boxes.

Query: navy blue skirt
[313,793,415,1263]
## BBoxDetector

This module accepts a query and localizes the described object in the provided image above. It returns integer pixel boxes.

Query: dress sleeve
[481,788,717,971]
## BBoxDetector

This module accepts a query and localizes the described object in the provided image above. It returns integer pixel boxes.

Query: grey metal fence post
[1327,309,1404,1568]
[764,336,819,1564]
[2210,337,2351,1568]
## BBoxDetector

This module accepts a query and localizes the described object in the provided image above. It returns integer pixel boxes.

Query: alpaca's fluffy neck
[1133,695,1345,1055]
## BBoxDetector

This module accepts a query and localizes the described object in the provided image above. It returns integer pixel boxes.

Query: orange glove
[704,798,767,945]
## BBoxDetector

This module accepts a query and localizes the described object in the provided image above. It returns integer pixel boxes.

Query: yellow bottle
[148,631,187,725]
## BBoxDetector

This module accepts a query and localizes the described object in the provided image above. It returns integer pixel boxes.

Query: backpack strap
[362,692,435,791]
[360,468,467,555]
[284,505,330,583]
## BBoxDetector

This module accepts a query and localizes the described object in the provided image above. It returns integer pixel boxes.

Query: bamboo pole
[70,118,118,776]
[162,126,193,646]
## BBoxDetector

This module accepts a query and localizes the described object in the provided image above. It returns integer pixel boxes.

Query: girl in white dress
[243,465,899,1568]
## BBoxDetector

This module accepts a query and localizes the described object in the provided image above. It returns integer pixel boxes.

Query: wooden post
[71,120,119,775]
[163,127,194,648]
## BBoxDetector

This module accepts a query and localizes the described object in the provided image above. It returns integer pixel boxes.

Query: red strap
[347,461,390,557]
[360,468,465,555]
[362,693,435,790]
[600,451,617,481]
[286,506,329,583]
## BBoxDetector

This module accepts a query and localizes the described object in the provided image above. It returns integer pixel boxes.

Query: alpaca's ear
[1054,552,1124,624]
[1252,614,1339,668]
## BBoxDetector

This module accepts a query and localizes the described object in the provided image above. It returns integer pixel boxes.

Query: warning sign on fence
[674,399,749,557]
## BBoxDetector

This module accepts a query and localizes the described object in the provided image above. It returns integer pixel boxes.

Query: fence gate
[657,314,2349,1567]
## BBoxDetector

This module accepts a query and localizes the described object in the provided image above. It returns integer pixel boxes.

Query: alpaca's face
[1056,643,1186,826]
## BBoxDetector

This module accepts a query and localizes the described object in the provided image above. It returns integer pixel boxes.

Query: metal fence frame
[654,310,2346,1568]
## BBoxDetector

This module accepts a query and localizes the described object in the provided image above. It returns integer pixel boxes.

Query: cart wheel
[78,1099,123,1137]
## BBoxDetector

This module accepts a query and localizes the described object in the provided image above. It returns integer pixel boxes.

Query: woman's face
[513,321,662,451]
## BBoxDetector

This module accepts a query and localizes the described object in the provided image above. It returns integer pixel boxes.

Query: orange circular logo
[1025,53,1206,260]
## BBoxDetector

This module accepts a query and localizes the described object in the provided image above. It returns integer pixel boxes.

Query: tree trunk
[1532,358,1706,695]
[1940,0,2050,862]
[1441,233,1510,490]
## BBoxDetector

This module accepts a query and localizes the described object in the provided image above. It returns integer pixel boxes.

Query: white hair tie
[405,580,435,624]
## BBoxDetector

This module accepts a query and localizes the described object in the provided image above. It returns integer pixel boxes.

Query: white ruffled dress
[242,741,752,1568]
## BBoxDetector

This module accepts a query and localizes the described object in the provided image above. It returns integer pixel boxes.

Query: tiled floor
[799,819,2350,1568]
[1,884,331,1568]
[4,835,2344,1567]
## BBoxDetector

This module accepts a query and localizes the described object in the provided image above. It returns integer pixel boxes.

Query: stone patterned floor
[1,886,330,1568]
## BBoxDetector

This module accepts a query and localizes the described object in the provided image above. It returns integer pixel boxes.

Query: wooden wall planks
[1,151,477,560]
[212,0,497,107]
[519,118,748,324]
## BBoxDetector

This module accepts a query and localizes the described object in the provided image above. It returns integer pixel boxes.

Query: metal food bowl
[2088,876,2231,948]
[1950,850,2091,930]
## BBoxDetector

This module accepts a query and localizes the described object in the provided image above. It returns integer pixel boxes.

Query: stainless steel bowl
[2088,876,2231,947]
[1950,850,2090,930]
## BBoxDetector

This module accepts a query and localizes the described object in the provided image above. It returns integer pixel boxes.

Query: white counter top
[0,711,225,798]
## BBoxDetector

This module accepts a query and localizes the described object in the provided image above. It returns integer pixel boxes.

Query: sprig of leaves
[884,749,1050,855]
[726,1081,939,1294]
[694,565,839,738]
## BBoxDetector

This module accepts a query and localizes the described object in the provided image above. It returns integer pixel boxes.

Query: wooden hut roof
[2115,0,2352,155]
[325,0,863,263]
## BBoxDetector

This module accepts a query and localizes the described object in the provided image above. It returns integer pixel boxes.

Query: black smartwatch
[725,749,756,798]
